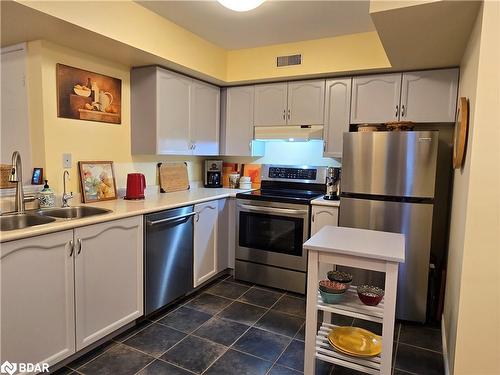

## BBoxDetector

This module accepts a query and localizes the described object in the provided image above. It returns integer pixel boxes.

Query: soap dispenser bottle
[38,180,56,209]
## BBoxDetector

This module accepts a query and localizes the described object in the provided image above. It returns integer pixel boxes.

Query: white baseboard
[442,314,451,375]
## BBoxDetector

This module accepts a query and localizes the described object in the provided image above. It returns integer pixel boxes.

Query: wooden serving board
[158,162,190,193]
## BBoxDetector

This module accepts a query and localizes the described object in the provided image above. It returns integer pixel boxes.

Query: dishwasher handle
[146,211,196,226]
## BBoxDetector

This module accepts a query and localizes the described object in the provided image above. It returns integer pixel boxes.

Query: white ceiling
[136,1,375,49]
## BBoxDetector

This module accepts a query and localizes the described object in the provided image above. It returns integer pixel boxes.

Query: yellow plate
[327,326,382,357]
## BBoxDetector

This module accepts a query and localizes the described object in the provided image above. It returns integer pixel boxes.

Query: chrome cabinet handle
[401,105,406,117]
[248,141,252,150]
[69,240,74,256]
[287,109,291,120]
[77,238,82,255]
[147,212,196,226]
[312,213,315,222]
[395,105,399,117]
[282,109,286,120]
[323,141,327,152]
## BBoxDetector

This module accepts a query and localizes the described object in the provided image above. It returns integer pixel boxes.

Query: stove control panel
[268,167,317,180]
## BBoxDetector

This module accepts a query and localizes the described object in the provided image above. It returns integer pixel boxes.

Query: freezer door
[339,197,433,322]
[341,131,438,198]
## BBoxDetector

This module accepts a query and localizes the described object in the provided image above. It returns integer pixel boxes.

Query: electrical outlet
[63,153,72,169]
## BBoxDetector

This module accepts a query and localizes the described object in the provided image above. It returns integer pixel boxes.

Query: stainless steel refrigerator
[339,130,442,322]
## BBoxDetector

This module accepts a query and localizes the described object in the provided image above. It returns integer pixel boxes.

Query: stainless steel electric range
[235,164,327,294]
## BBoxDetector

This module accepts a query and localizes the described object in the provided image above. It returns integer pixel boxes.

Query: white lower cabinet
[0,216,143,367]
[311,205,339,278]
[194,200,219,287]
[74,216,143,350]
[311,205,339,234]
[1,230,75,366]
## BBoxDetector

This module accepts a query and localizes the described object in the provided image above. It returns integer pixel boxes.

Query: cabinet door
[350,73,402,124]
[311,206,339,235]
[254,83,288,126]
[191,81,220,155]
[157,69,191,155]
[324,78,351,158]
[400,68,459,123]
[74,216,143,350]
[1,230,75,366]
[217,198,229,272]
[221,86,264,156]
[287,80,325,125]
[194,201,219,287]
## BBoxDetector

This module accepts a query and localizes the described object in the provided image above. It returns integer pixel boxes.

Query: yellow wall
[226,32,390,83]
[18,0,227,82]
[444,2,500,374]
[29,40,203,194]
[16,1,390,84]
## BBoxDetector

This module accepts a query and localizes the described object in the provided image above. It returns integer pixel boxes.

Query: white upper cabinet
[287,80,325,125]
[254,81,326,126]
[194,201,219,287]
[1,230,76,367]
[400,68,459,123]
[131,67,220,155]
[74,217,143,350]
[324,78,352,158]
[254,83,288,126]
[350,73,402,124]
[221,86,264,156]
[191,81,220,155]
[157,69,191,154]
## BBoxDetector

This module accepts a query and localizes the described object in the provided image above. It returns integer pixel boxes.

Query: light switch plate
[63,153,72,169]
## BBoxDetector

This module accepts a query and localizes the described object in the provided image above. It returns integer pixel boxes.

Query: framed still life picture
[78,161,117,203]
[56,63,122,124]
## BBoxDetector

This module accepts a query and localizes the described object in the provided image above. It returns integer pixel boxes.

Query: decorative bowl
[319,288,346,304]
[327,271,353,285]
[319,279,347,294]
[357,285,384,306]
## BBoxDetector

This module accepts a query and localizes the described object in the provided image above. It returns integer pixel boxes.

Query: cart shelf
[317,287,384,323]
[316,322,381,375]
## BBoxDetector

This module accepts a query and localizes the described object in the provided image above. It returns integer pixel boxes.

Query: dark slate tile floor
[55,275,444,375]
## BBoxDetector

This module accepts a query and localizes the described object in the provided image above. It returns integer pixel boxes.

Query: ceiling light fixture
[217,0,265,12]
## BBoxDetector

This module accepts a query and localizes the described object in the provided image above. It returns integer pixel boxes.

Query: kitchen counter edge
[1,188,249,243]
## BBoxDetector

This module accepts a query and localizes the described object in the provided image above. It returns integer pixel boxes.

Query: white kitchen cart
[303,226,405,375]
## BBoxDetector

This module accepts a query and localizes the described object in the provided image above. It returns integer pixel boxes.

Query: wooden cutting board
[158,162,190,193]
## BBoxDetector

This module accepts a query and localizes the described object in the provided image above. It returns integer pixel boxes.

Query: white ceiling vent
[277,54,302,67]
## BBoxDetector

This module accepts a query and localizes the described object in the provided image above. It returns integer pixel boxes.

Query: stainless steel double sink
[0,206,112,231]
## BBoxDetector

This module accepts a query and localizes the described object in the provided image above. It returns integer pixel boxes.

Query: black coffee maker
[204,160,223,188]
[324,167,341,200]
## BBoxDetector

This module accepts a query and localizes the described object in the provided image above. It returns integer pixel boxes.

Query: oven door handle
[238,203,308,216]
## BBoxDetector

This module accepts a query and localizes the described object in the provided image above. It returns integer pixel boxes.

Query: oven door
[236,199,309,271]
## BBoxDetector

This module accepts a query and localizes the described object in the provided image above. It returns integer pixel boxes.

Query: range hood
[254,125,323,142]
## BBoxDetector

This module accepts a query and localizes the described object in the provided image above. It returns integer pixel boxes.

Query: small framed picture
[78,161,117,203]
[32,168,43,185]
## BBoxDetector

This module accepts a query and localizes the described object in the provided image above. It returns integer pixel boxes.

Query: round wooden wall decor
[453,97,469,169]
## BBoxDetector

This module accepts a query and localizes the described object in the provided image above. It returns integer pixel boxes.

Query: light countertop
[1,187,249,243]
[311,196,340,207]
[303,226,405,263]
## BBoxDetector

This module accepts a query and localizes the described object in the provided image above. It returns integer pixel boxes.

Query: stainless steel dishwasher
[144,205,194,315]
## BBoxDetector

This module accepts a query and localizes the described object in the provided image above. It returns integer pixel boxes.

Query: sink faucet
[62,170,73,208]
[9,151,35,214]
